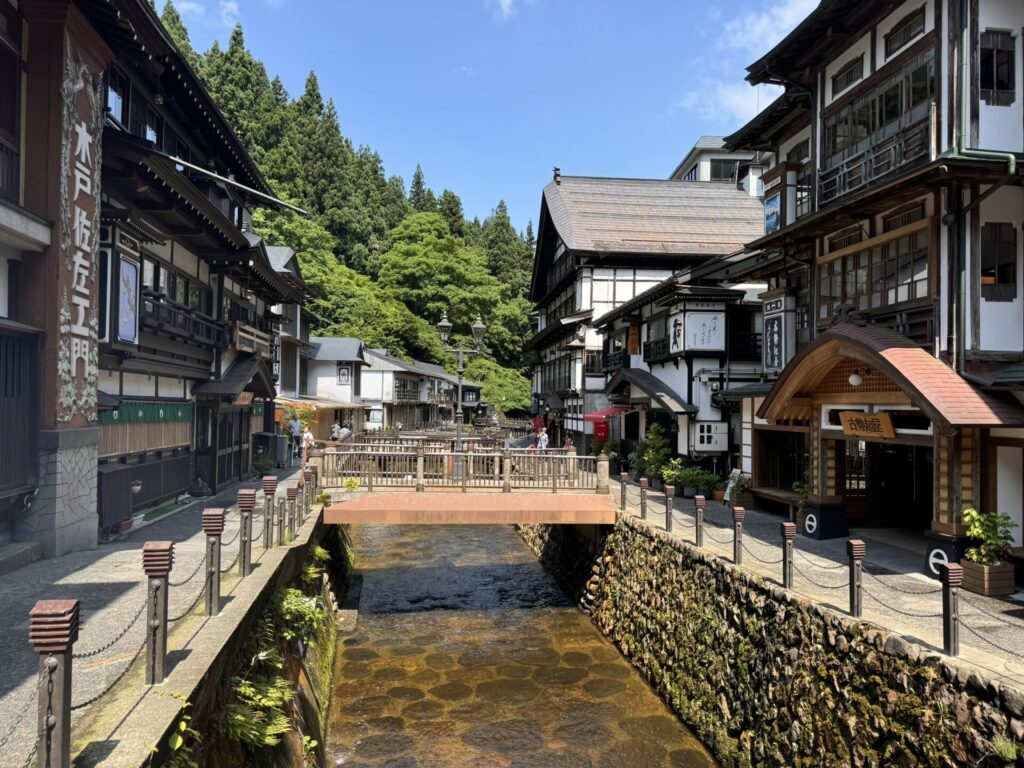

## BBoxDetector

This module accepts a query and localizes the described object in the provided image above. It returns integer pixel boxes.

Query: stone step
[0,541,42,577]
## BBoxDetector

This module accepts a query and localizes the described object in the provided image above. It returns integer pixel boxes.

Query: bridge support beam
[325,492,616,525]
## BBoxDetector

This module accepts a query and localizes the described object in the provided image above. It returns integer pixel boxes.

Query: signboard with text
[839,411,895,439]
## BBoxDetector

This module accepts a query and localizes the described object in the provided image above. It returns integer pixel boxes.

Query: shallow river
[326,525,717,768]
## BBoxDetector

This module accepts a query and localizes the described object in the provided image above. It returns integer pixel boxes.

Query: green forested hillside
[160,3,534,411]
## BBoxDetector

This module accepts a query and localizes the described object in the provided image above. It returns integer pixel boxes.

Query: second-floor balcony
[141,289,227,349]
[818,116,931,207]
[233,321,273,358]
[0,135,17,205]
[642,338,671,364]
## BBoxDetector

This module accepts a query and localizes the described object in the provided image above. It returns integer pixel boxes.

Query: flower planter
[961,560,1016,597]
[735,491,756,509]
[681,486,696,499]
[711,489,726,502]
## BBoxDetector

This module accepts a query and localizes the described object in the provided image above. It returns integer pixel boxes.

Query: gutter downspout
[946,0,1020,373]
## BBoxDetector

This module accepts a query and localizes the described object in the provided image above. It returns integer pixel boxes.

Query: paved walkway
[0,468,301,767]
[612,479,1024,690]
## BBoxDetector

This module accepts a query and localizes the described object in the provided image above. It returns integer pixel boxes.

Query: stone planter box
[961,560,1015,597]
[735,491,756,509]
[680,486,696,499]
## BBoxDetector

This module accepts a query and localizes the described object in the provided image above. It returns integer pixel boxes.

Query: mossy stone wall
[519,515,1024,768]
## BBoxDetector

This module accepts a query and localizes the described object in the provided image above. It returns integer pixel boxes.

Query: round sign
[804,513,818,535]
[927,547,949,577]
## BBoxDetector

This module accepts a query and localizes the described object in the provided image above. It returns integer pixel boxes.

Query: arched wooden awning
[757,323,1024,431]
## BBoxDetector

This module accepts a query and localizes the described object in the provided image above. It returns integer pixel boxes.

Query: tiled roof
[309,337,366,362]
[266,245,296,273]
[758,323,1024,428]
[543,176,764,256]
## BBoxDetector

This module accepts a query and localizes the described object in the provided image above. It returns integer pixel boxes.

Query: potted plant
[708,474,726,502]
[961,508,1018,596]
[726,472,754,508]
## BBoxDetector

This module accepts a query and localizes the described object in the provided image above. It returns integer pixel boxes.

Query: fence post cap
[236,489,257,512]
[694,494,706,510]
[847,539,866,560]
[664,485,675,498]
[732,506,745,523]
[620,472,629,481]
[781,521,797,540]
[286,486,299,500]
[261,475,278,495]
[201,508,226,535]
[303,469,314,482]
[640,477,649,488]
[596,454,609,463]
[940,562,963,587]
[142,541,175,577]
[29,599,80,653]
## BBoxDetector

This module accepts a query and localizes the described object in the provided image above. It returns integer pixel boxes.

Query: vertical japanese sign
[56,35,103,423]
[763,314,783,370]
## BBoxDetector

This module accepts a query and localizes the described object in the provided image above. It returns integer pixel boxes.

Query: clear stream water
[325,525,718,768]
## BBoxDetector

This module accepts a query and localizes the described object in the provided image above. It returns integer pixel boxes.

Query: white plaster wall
[978,0,1024,151]
[752,396,768,426]
[157,377,186,399]
[309,359,358,403]
[780,127,812,161]
[876,0,936,64]
[121,372,156,398]
[996,445,1024,546]
[98,369,119,395]
[360,369,387,402]
[825,33,872,104]
[172,245,199,278]
[977,186,1024,351]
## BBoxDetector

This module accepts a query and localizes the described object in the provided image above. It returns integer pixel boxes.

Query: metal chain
[168,556,205,588]
[19,731,40,768]
[960,600,1024,629]
[220,551,240,574]
[862,570,943,596]
[0,672,46,751]
[168,584,205,623]
[670,510,696,528]
[742,540,784,565]
[960,618,1024,660]
[701,523,734,544]
[862,587,943,618]
[220,526,240,546]
[792,561,848,590]
[795,549,848,570]
[70,635,147,711]
[73,595,148,660]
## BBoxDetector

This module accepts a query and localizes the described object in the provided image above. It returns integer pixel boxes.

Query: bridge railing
[320,449,600,492]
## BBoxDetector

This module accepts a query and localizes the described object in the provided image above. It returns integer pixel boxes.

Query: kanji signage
[764,314,783,370]
[627,322,640,356]
[839,411,895,439]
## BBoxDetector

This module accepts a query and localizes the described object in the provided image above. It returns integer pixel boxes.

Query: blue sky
[175,0,815,232]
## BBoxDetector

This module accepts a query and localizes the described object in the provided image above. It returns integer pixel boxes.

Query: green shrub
[963,508,1017,566]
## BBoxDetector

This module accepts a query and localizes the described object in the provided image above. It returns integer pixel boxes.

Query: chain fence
[792,560,848,590]
[741,540,784,565]
[70,634,148,711]
[72,595,148,660]
[168,555,205,588]
[0,673,45,753]
[168,583,206,624]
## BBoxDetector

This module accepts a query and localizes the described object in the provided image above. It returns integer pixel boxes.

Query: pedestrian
[302,427,315,457]
[537,428,549,451]
[287,414,302,455]
[339,423,353,442]
[330,421,342,441]
[563,434,574,449]
[395,421,403,432]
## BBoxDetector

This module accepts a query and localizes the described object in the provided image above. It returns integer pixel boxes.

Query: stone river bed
[326,525,718,767]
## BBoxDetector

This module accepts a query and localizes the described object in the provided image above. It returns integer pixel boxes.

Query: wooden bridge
[316,446,615,525]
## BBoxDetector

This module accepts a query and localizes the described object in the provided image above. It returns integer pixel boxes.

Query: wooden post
[941,563,962,656]
[502,450,511,494]
[848,539,865,618]
[261,476,277,550]
[237,490,256,577]
[142,541,174,685]
[665,485,675,533]
[286,487,299,540]
[640,478,648,520]
[596,454,610,494]
[416,445,425,492]
[692,495,704,548]
[620,473,628,511]
[276,498,286,547]
[552,455,558,494]
[29,599,79,768]
[732,507,745,565]
[303,469,315,519]
[202,509,224,616]
[781,522,796,588]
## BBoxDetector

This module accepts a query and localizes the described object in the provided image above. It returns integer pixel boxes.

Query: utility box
[693,422,728,453]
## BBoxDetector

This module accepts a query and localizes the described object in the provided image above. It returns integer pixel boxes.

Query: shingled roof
[542,176,764,257]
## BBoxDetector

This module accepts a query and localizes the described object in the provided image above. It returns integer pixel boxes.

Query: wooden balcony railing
[603,350,629,371]
[233,321,273,358]
[818,116,931,206]
[0,329,38,498]
[642,338,671,363]
[141,289,227,348]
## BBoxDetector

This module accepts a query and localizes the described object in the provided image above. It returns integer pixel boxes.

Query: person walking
[287,414,302,456]
[537,428,549,451]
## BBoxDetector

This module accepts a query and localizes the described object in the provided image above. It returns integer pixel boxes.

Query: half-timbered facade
[721,0,1024,576]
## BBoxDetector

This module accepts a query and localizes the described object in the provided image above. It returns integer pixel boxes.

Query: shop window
[647,314,668,341]
[831,55,864,97]
[981,222,1018,302]
[884,6,926,59]
[106,68,129,127]
[980,30,1016,106]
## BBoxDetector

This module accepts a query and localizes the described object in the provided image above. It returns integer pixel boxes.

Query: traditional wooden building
[527,170,764,448]
[720,0,1024,576]
[0,0,304,559]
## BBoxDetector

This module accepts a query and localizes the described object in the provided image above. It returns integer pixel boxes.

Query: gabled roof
[593,277,747,329]
[309,337,367,363]
[723,92,812,152]
[541,176,764,257]
[606,369,697,414]
[362,349,482,388]
[192,354,275,399]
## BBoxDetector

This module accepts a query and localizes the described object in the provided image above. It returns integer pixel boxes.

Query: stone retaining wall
[518,515,1024,767]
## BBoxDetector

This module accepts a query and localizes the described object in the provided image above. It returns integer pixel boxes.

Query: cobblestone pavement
[0,467,301,765]
[612,479,1024,689]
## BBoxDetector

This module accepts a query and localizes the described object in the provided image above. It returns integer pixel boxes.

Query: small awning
[193,354,275,400]
[718,382,775,401]
[584,406,631,423]
[543,394,565,411]
[606,369,697,415]
[277,396,362,411]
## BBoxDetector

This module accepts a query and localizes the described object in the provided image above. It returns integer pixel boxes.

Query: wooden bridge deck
[324,492,617,525]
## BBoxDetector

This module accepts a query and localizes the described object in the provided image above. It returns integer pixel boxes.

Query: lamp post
[436,312,487,473]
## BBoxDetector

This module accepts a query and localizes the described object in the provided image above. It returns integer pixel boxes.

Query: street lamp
[436,312,487,466]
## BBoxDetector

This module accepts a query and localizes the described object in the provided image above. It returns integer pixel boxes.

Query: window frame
[831,55,865,97]
[980,29,1017,107]
[884,6,927,59]
[106,68,130,128]
[709,159,736,182]
[980,222,1018,302]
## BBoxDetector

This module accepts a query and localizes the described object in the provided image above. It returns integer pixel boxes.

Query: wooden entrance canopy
[757,323,1024,431]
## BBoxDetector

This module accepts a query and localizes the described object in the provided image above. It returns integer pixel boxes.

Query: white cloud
[454,65,478,78]
[176,0,206,17]
[488,0,517,20]
[217,0,239,27]
[672,0,814,130]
